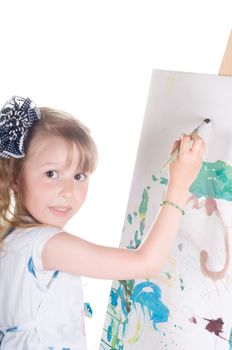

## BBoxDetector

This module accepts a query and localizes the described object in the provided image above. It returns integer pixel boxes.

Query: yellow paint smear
[128,320,142,344]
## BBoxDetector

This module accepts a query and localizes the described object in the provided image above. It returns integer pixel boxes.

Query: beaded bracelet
[160,200,185,215]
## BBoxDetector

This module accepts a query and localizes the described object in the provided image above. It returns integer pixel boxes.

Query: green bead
[160,200,185,215]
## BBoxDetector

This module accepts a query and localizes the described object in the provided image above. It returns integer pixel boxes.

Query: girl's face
[20,135,89,228]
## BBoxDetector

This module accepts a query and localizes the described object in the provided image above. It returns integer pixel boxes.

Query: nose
[59,178,74,197]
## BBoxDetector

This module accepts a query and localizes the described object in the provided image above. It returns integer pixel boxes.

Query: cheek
[83,182,89,198]
[23,177,50,205]
[82,188,88,203]
[77,184,89,204]
[23,184,39,210]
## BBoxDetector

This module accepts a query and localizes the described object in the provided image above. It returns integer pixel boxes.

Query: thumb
[170,139,181,155]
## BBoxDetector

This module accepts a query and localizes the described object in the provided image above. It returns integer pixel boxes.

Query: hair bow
[0,96,41,159]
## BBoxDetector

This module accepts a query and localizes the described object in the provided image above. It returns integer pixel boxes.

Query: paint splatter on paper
[101,70,232,349]
[101,160,232,349]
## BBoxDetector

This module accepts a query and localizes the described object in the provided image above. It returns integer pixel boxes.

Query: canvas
[100,70,232,349]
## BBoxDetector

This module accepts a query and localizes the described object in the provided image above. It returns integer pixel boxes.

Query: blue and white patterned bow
[0,96,41,159]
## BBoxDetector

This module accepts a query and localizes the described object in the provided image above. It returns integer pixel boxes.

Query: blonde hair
[0,107,98,241]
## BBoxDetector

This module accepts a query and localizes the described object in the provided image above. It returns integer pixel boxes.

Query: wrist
[160,199,185,215]
[164,184,189,207]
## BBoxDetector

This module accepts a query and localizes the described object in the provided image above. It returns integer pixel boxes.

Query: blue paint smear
[107,319,113,341]
[84,302,93,318]
[28,257,36,278]
[0,331,4,346]
[110,289,119,307]
[109,280,169,340]
[6,326,18,332]
[132,281,169,329]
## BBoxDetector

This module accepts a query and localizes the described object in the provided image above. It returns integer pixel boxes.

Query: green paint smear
[155,161,232,202]
[127,214,133,225]
[127,231,141,250]
[127,231,141,249]
[190,160,232,201]
[128,188,149,250]
[160,177,168,185]
[229,327,232,350]
[139,220,145,237]
[111,317,121,349]
[152,175,158,182]
[134,230,141,248]
[138,188,149,220]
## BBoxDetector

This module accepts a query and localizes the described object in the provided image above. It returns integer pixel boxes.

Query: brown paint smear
[204,317,228,341]
[188,196,230,280]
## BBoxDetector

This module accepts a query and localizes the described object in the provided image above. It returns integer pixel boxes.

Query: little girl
[0,96,205,349]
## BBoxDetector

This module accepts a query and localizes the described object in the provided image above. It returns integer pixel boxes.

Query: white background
[0,1,231,349]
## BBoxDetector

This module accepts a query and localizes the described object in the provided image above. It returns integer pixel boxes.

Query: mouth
[49,206,72,217]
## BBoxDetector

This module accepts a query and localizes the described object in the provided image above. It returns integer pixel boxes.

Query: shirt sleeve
[30,226,64,286]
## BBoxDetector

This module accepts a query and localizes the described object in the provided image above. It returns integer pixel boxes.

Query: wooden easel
[219,30,232,75]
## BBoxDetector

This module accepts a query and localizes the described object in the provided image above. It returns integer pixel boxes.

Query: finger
[190,133,206,152]
[170,139,181,154]
[179,134,192,154]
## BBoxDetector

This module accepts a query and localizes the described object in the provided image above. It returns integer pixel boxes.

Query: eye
[74,173,87,182]
[45,170,59,179]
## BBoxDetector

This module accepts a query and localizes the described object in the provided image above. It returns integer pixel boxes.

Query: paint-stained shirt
[0,226,87,350]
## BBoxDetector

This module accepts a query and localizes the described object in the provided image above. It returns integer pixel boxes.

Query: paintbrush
[160,118,211,172]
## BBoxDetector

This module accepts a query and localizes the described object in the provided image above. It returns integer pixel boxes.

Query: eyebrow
[39,161,84,172]
[39,162,58,167]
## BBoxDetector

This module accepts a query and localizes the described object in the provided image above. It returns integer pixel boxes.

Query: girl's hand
[168,133,206,193]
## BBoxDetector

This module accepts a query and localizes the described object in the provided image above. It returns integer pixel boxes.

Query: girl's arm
[42,133,205,280]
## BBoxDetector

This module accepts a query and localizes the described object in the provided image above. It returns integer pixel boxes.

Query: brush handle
[160,147,179,172]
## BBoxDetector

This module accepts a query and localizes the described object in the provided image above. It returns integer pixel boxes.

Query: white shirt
[0,226,87,350]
